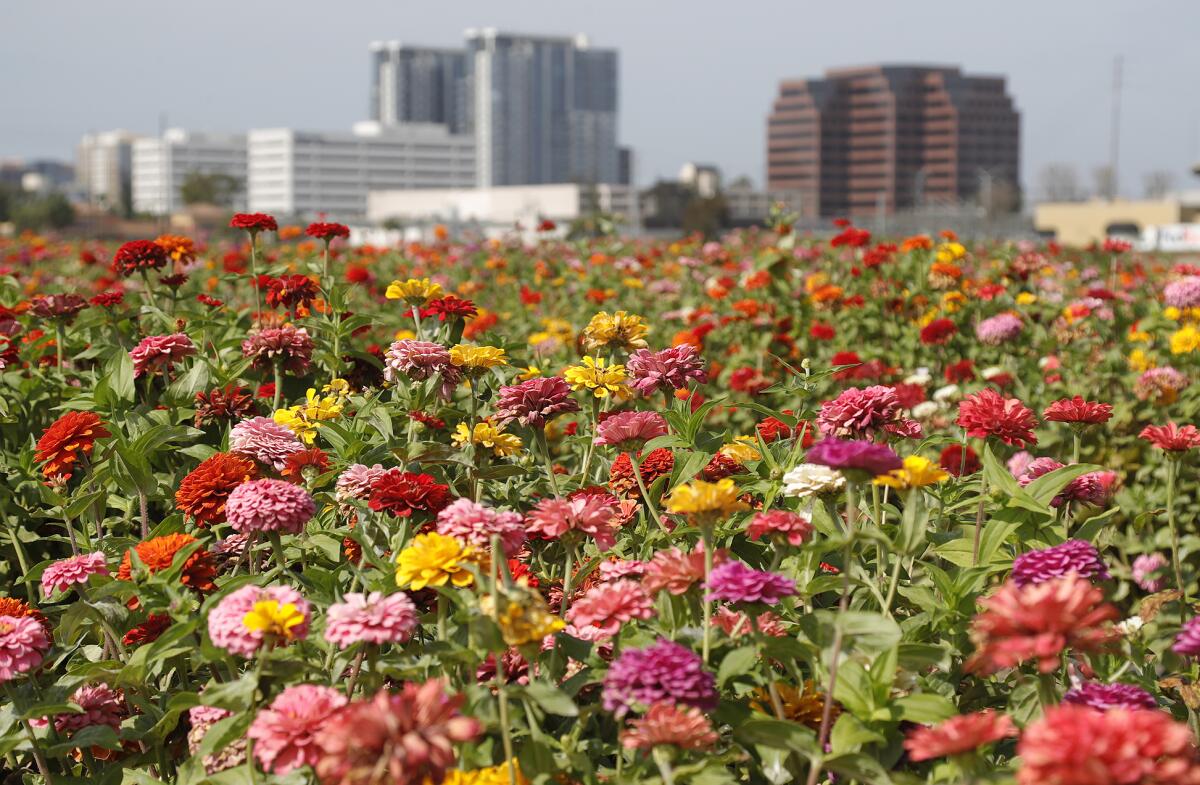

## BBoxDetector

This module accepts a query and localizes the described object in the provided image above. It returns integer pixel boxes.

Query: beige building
[1035,198,1200,246]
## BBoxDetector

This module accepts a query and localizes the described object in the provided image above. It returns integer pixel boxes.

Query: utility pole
[1109,56,1123,201]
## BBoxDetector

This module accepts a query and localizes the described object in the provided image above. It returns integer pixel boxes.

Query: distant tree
[682,195,728,239]
[1038,164,1083,202]
[11,193,75,231]
[1092,166,1117,201]
[180,172,241,207]
[1143,170,1175,200]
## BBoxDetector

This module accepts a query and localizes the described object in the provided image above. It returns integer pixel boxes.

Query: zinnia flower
[324,592,419,649]
[781,463,846,498]
[111,239,168,275]
[335,463,387,503]
[1062,681,1158,711]
[956,389,1037,447]
[448,344,507,373]
[242,326,315,375]
[208,584,310,657]
[435,498,526,557]
[117,533,217,592]
[248,684,348,775]
[305,222,350,242]
[965,574,1119,675]
[130,332,195,378]
[903,710,1017,762]
[369,470,452,518]
[0,615,51,681]
[643,544,726,596]
[565,579,654,641]
[1140,422,1200,452]
[313,682,481,785]
[593,410,669,447]
[383,340,462,399]
[665,478,748,518]
[873,455,949,490]
[231,416,306,471]
[34,411,109,480]
[452,421,522,457]
[1173,617,1200,657]
[41,552,108,596]
[564,356,629,398]
[939,444,980,477]
[176,452,258,525]
[746,510,813,546]
[385,277,443,305]
[525,495,620,550]
[1016,458,1110,507]
[1011,540,1110,586]
[230,213,278,233]
[194,384,258,428]
[1043,396,1113,425]
[1164,276,1200,308]
[602,639,717,717]
[46,682,125,735]
[493,376,580,428]
[625,345,708,396]
[395,532,474,590]
[805,438,902,478]
[226,478,315,534]
[621,702,718,750]
[975,313,1023,345]
[1017,705,1200,785]
[817,385,921,440]
[706,560,796,605]
[1132,553,1169,592]
[582,310,650,353]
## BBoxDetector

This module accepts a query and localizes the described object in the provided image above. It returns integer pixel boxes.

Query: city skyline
[3,1,1197,199]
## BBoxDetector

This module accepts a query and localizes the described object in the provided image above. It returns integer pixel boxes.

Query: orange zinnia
[35,411,109,480]
[175,453,257,526]
[117,533,217,593]
[0,596,53,639]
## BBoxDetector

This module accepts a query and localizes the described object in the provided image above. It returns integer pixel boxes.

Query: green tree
[180,171,241,207]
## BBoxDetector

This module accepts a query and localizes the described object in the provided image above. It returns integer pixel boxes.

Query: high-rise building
[76,130,142,213]
[767,65,1020,218]
[369,42,469,133]
[247,122,475,219]
[132,129,247,215]
[465,29,619,187]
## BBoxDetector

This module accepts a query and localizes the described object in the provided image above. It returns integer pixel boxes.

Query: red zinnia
[305,222,350,242]
[809,322,835,341]
[194,384,257,428]
[123,614,171,647]
[264,275,320,314]
[420,296,478,322]
[230,213,278,233]
[956,389,1037,448]
[1043,396,1113,425]
[111,240,168,276]
[920,318,957,345]
[281,448,331,483]
[175,452,258,525]
[117,533,217,593]
[35,411,110,480]
[944,359,975,383]
[904,710,1017,762]
[369,470,452,518]
[939,444,980,476]
[608,448,675,500]
[1140,423,1200,453]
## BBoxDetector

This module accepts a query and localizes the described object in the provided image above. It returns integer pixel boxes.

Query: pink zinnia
[130,333,195,378]
[42,551,108,596]
[746,510,813,546]
[335,463,387,502]
[314,681,481,785]
[207,584,310,658]
[47,682,125,734]
[817,385,921,440]
[525,495,619,551]
[226,478,315,534]
[382,340,461,399]
[705,560,796,605]
[435,498,526,557]
[242,326,315,375]
[625,345,708,396]
[1140,422,1200,452]
[643,544,726,596]
[324,592,419,649]
[593,410,669,447]
[248,684,348,775]
[493,376,580,428]
[597,558,647,582]
[231,416,305,471]
[904,710,1017,762]
[565,579,655,641]
[0,615,51,681]
[621,701,718,750]
[1132,553,1169,592]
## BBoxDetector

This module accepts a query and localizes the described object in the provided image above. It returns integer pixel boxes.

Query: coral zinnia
[1140,422,1200,452]
[956,389,1038,448]
[313,681,481,785]
[117,533,217,593]
[35,410,109,480]
[745,510,813,546]
[369,470,452,518]
[0,614,51,682]
[903,710,1017,762]
[593,410,669,447]
[242,325,315,375]
[621,702,718,750]
[965,574,1119,675]
[248,684,348,775]
[435,498,526,557]
[395,532,475,590]
[176,452,258,525]
[129,333,196,378]
[1043,396,1113,425]
[565,579,655,641]
[1017,705,1200,785]
[525,495,620,550]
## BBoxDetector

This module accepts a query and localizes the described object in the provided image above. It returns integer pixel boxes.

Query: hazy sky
[4,1,1198,199]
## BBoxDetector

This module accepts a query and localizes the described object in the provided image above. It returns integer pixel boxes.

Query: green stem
[632,453,668,532]
[268,532,287,574]
[249,233,262,325]
[579,397,599,482]
[534,429,562,498]
[3,683,53,784]
[1072,430,1082,465]
[1168,459,1189,606]
[7,525,34,602]
[701,525,714,664]
[971,472,988,566]
[560,543,577,618]
[272,360,283,412]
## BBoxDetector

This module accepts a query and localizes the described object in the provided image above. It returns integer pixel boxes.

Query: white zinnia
[932,384,960,403]
[781,464,846,499]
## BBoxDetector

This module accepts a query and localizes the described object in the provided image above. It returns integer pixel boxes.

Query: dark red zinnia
[229,213,278,233]
[111,240,168,276]
[368,470,452,518]
[939,444,981,477]
[956,389,1037,448]
[305,222,350,242]
[920,318,957,345]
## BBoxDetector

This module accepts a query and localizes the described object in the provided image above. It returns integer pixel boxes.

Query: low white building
[132,129,247,215]
[366,182,637,234]
[77,130,142,211]
[247,122,475,219]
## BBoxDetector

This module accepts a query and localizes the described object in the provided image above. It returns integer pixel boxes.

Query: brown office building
[767,65,1020,218]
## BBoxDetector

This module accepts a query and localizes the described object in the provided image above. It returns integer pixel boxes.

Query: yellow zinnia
[1015,292,1038,305]
[442,761,530,785]
[396,532,475,590]
[720,437,761,463]
[666,478,748,517]
[480,587,564,647]
[385,277,442,305]
[449,344,508,371]
[581,310,650,352]
[1170,325,1200,355]
[874,455,950,490]
[453,421,523,457]
[242,600,306,639]
[563,356,628,398]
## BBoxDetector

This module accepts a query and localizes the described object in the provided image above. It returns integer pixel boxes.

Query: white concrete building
[248,122,475,219]
[367,182,637,234]
[76,130,142,211]
[132,129,247,215]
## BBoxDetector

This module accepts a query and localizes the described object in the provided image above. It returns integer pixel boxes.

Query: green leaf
[895,692,958,723]
[1024,463,1102,507]
[521,682,579,717]
[830,713,885,753]
[836,611,902,655]
[733,718,817,754]
[717,646,759,687]
[107,351,135,403]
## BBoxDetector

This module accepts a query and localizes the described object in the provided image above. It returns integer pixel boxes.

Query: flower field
[2,214,1200,785]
